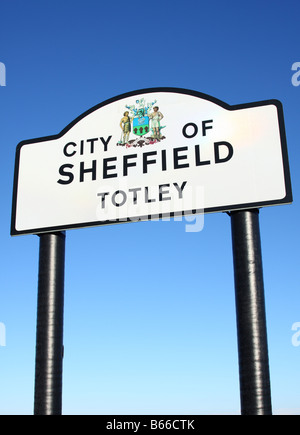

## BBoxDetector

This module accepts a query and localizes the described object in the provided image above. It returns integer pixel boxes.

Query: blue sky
[1,0,300,415]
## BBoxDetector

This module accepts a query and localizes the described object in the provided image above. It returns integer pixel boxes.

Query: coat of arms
[117,98,165,148]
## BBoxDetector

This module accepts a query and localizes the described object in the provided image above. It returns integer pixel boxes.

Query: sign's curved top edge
[16,87,283,148]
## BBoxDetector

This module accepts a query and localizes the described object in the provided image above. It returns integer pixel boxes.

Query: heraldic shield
[133,115,149,136]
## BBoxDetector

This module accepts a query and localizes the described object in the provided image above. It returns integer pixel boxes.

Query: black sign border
[11,87,293,236]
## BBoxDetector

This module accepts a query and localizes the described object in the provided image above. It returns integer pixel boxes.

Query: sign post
[34,232,65,415]
[230,209,272,415]
[11,88,292,415]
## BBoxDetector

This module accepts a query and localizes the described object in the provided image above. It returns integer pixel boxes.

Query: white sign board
[11,88,292,235]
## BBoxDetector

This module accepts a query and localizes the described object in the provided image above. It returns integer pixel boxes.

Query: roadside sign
[11,88,292,236]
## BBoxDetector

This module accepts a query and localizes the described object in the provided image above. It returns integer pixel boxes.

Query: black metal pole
[34,232,66,415]
[230,209,272,415]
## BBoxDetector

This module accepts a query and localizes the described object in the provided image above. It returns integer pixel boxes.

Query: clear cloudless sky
[0,0,300,415]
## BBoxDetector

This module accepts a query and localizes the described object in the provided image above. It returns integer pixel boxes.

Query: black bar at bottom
[230,209,272,415]
[34,232,66,415]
